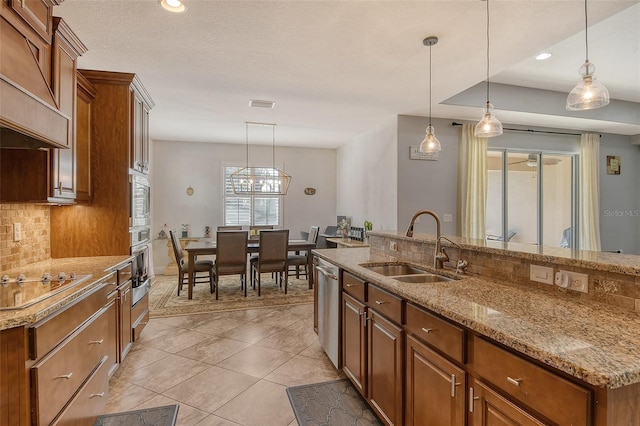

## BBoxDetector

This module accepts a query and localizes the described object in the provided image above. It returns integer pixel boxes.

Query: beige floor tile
[176,336,251,365]
[214,380,295,426]
[127,354,210,393]
[133,394,209,426]
[216,345,294,378]
[163,366,259,413]
[287,419,299,426]
[218,307,278,322]
[104,377,158,413]
[218,322,283,344]
[144,329,213,353]
[191,317,247,336]
[112,344,170,379]
[285,316,315,333]
[134,320,177,345]
[155,312,220,329]
[264,354,342,387]
[285,303,313,317]
[252,308,304,328]
[298,340,326,360]
[194,415,242,426]
[255,327,318,354]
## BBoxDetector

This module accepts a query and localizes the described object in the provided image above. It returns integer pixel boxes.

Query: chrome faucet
[406,210,443,269]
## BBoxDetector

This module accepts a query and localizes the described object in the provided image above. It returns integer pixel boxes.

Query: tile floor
[106,303,344,426]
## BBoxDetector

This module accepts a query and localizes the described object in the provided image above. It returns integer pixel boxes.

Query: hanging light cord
[428,43,433,126]
[485,0,491,103]
[584,0,589,62]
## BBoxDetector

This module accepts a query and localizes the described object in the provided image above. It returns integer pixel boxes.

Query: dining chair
[217,225,243,231]
[250,229,289,296]
[213,230,248,299]
[249,225,274,240]
[288,225,319,279]
[169,230,214,295]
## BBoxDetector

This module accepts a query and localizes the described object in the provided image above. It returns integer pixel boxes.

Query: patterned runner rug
[94,404,178,425]
[149,274,314,318]
[286,379,381,426]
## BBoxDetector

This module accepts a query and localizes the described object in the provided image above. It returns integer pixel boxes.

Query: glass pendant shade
[419,126,441,153]
[566,61,610,110]
[474,102,503,138]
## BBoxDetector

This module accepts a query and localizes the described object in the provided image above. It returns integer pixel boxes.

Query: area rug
[94,404,178,425]
[149,274,313,318]
[286,379,382,426]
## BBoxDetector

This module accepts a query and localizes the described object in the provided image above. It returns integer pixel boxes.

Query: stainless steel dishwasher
[315,258,340,369]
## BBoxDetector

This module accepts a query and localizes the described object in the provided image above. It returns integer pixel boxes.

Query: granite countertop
[0,256,132,331]
[313,247,640,389]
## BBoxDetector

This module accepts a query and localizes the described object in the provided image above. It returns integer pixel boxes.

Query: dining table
[184,239,316,300]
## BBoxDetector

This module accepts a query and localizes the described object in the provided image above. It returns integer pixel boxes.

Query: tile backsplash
[370,234,640,313]
[0,204,50,271]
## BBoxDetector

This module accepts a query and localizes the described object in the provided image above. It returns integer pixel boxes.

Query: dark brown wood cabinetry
[118,281,133,360]
[130,89,151,174]
[342,292,367,395]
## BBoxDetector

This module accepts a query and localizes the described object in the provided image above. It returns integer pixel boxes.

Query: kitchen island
[313,232,640,425]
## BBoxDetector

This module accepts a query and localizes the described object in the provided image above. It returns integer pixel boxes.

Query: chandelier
[231,122,291,195]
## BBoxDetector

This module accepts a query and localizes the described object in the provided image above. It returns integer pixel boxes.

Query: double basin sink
[359,263,456,283]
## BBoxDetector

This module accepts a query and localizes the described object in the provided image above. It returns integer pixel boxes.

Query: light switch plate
[530,264,554,285]
[443,213,453,223]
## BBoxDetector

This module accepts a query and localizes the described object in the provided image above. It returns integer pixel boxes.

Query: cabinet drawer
[132,291,148,322]
[29,283,106,360]
[367,284,403,325]
[52,356,109,426]
[117,262,132,286]
[343,271,366,303]
[104,271,118,298]
[405,303,465,364]
[473,336,591,425]
[31,307,108,426]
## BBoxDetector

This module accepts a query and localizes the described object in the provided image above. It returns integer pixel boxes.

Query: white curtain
[457,124,487,239]
[579,133,601,251]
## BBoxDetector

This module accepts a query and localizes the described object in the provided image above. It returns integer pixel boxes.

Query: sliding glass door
[486,150,576,247]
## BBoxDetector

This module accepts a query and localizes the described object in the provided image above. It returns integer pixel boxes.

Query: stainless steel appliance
[131,243,151,305]
[315,258,340,368]
[130,172,150,228]
[130,170,152,306]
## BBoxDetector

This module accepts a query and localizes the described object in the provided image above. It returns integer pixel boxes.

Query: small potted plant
[364,220,373,240]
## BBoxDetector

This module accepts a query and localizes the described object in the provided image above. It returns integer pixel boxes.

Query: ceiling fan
[509,154,561,167]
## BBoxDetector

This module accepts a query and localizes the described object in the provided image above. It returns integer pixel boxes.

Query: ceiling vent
[249,99,275,109]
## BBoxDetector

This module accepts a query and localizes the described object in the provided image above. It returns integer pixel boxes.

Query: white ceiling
[55,0,640,149]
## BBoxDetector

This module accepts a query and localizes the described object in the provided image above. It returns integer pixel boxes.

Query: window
[486,150,577,248]
[224,166,282,226]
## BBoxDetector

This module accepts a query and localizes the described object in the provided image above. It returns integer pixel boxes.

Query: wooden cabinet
[50,70,154,258]
[342,292,367,395]
[469,378,548,426]
[406,334,466,426]
[118,281,133,360]
[341,279,404,426]
[74,72,97,203]
[130,89,151,174]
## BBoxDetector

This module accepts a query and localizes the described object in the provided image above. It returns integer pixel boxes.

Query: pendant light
[230,122,291,195]
[475,0,503,138]
[419,36,441,153]
[566,0,610,110]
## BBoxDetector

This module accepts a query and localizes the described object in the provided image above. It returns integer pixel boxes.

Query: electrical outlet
[530,264,554,285]
[558,270,588,293]
[443,213,453,223]
[389,241,398,251]
[13,223,22,242]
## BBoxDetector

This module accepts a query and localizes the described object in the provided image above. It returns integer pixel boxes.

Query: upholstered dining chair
[213,230,248,299]
[217,225,243,231]
[250,229,289,296]
[288,225,319,279]
[169,230,214,296]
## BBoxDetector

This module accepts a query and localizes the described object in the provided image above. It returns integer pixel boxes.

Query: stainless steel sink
[393,274,454,283]
[361,264,428,276]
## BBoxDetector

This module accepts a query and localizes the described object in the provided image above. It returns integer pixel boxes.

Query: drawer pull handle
[375,300,387,305]
[421,327,435,334]
[90,392,105,398]
[450,374,461,397]
[56,373,73,380]
[346,283,356,287]
[89,339,104,345]
[468,387,480,413]
[507,377,523,386]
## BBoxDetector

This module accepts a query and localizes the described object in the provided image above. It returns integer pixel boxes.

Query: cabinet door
[74,73,96,202]
[469,379,547,426]
[105,295,118,377]
[130,89,145,172]
[118,283,132,360]
[405,334,465,426]
[368,309,404,426]
[342,292,367,396]
[141,103,150,173]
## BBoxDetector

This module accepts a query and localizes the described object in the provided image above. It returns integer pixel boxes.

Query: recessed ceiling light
[160,0,186,13]
[535,52,552,61]
[249,99,276,109]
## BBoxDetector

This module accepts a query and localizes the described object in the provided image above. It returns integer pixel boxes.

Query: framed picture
[606,155,621,175]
